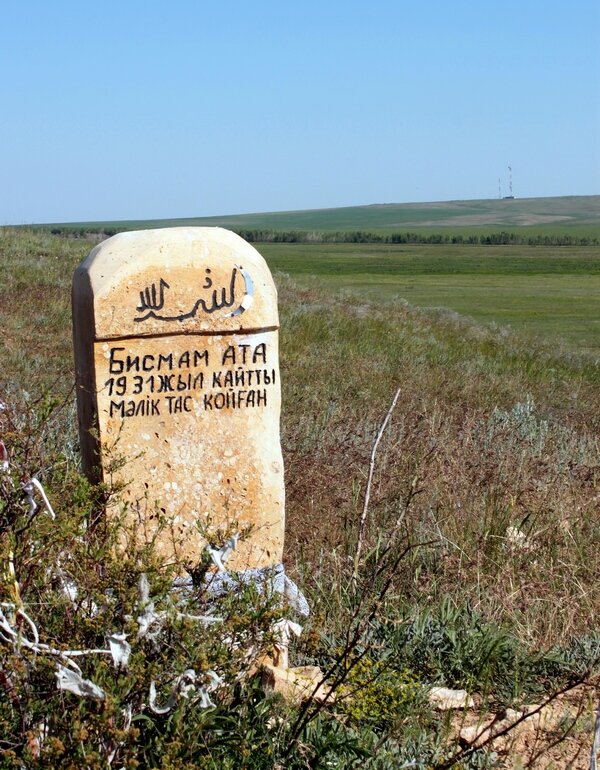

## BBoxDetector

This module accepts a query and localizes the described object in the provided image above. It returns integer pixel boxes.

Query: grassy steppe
[1,229,599,768]
[32,194,600,233]
[259,243,600,355]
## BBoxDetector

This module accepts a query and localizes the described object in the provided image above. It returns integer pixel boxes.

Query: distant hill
[32,195,600,234]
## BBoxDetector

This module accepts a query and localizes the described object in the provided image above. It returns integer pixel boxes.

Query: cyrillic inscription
[101,341,275,420]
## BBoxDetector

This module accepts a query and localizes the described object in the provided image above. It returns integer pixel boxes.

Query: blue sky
[1,0,598,223]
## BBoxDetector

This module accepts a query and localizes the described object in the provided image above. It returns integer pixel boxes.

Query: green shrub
[338,654,424,728]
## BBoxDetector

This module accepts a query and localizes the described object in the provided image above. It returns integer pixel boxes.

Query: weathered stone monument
[72,228,284,572]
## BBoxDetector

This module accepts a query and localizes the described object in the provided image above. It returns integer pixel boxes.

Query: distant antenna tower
[503,164,515,199]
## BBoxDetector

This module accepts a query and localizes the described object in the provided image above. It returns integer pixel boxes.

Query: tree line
[40,226,600,246]
[235,229,599,246]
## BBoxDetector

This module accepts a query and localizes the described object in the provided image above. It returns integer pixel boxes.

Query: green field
[25,196,600,356]
[9,191,600,360]
[11,214,600,355]
[259,243,600,355]
[32,194,600,237]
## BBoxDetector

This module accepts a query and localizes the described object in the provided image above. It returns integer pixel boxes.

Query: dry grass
[277,278,600,647]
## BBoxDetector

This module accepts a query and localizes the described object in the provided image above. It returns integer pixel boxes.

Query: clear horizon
[20,192,600,228]
[2,0,599,225]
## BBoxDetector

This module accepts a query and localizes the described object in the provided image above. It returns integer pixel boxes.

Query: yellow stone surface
[260,663,332,704]
[72,228,284,570]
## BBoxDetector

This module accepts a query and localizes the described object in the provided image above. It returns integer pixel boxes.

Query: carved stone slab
[72,228,284,570]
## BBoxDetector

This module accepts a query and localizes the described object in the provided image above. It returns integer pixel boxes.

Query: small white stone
[429,687,474,710]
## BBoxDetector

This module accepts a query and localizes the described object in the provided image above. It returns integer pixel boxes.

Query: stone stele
[72,227,284,571]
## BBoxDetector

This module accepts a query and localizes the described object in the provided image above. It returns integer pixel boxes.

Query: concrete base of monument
[257,657,333,704]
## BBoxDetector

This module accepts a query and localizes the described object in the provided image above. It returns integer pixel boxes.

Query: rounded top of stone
[73,227,278,339]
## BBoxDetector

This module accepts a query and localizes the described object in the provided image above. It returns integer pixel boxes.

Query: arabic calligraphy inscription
[134,266,253,323]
